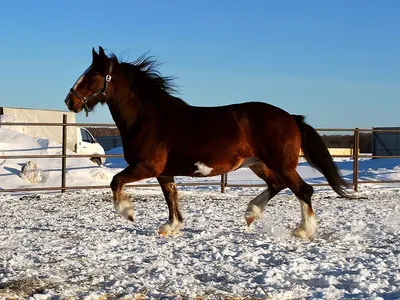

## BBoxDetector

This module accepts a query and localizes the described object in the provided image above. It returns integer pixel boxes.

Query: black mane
[111,54,187,104]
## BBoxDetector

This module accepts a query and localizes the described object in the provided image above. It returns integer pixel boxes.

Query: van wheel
[90,157,102,166]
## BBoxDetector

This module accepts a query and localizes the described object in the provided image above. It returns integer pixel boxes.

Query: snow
[19,161,47,184]
[0,127,400,299]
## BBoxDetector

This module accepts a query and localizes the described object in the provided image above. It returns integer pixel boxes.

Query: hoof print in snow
[20,161,48,184]
[19,195,41,201]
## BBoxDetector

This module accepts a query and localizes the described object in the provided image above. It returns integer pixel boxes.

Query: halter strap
[70,62,113,117]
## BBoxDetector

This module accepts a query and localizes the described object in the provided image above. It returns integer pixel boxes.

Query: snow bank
[20,161,47,184]
[0,127,117,191]
[0,115,28,135]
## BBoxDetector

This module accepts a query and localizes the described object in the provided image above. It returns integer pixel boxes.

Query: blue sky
[1,0,399,129]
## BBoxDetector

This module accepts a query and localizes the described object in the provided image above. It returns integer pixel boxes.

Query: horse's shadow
[181,227,204,235]
[118,225,157,237]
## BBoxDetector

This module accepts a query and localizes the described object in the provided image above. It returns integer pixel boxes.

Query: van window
[80,129,94,143]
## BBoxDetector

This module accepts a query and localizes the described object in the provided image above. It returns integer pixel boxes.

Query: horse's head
[65,46,113,115]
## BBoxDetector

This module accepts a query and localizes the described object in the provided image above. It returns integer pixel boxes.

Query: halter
[69,62,113,117]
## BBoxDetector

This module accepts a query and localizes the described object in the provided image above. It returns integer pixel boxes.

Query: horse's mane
[110,54,187,105]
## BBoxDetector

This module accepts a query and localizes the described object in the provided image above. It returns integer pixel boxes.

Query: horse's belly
[161,156,260,177]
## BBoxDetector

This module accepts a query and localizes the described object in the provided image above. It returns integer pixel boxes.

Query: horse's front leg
[157,176,183,236]
[110,163,154,221]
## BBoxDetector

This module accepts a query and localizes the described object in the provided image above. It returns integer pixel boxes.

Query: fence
[1,116,400,194]
[372,127,400,156]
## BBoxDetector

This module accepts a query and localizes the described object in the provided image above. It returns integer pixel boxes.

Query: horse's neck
[107,93,176,135]
[107,94,141,135]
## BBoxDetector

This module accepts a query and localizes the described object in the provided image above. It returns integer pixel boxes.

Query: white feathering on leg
[245,189,271,226]
[114,199,135,220]
[245,204,262,220]
[293,200,317,238]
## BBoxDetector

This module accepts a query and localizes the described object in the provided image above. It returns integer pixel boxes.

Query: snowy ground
[0,187,399,299]
[1,127,400,299]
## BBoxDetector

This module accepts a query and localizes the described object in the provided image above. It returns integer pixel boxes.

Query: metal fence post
[221,173,227,193]
[61,114,67,193]
[353,128,360,192]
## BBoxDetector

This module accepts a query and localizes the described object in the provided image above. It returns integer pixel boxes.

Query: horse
[64,46,353,239]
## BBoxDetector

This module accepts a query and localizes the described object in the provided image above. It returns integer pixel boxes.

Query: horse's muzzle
[64,94,76,112]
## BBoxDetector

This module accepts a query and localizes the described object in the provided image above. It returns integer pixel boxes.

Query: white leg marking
[293,200,317,239]
[114,199,135,221]
[194,162,213,176]
[245,189,270,226]
[158,219,184,236]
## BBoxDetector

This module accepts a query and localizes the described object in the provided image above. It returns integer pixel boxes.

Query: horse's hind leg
[245,163,286,226]
[276,170,317,239]
[157,176,183,236]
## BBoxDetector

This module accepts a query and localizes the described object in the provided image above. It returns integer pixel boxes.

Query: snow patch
[20,161,47,184]
[89,169,113,182]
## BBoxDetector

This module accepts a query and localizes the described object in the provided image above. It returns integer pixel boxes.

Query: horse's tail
[293,115,354,199]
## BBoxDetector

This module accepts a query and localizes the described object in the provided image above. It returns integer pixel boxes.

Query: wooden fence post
[61,114,67,193]
[353,128,360,192]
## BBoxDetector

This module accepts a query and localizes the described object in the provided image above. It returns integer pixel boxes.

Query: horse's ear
[92,47,99,59]
[98,46,106,57]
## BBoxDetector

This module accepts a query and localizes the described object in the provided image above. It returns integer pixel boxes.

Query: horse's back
[177,101,299,141]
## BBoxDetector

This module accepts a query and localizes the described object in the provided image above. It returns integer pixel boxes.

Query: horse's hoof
[158,225,170,236]
[114,200,135,221]
[245,216,256,227]
[245,204,261,227]
[292,227,314,239]
[158,221,183,237]
[120,208,135,221]
[158,227,180,237]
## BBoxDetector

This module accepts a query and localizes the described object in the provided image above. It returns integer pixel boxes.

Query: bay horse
[65,46,353,239]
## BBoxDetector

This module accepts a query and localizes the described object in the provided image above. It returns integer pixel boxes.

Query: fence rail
[1,116,400,194]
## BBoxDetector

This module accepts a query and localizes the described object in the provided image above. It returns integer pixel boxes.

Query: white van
[78,127,106,165]
[0,107,106,165]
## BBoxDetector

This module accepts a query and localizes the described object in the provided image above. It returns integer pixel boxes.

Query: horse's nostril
[65,98,71,106]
